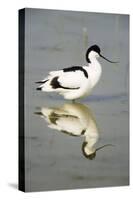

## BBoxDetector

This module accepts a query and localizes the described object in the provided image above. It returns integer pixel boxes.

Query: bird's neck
[88,58,102,88]
[89,56,99,64]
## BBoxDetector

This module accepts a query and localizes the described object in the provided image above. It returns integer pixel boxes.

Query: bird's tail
[36,79,48,91]
[36,78,55,92]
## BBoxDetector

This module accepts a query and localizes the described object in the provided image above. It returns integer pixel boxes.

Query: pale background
[0,0,132,199]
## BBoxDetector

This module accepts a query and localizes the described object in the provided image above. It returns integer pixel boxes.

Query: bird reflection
[35,102,113,160]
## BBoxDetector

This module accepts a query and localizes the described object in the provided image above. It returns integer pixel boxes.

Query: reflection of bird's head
[82,141,96,160]
[82,141,114,160]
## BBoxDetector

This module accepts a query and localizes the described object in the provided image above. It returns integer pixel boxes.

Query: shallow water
[23,8,129,192]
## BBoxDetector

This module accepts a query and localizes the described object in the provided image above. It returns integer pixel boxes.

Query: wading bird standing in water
[36,45,117,100]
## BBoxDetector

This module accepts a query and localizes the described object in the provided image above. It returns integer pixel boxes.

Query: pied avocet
[36,45,117,100]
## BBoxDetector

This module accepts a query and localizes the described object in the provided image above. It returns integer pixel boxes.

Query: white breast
[85,60,102,89]
[62,62,102,100]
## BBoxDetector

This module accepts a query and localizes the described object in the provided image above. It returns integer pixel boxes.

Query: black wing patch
[50,76,80,90]
[63,66,88,78]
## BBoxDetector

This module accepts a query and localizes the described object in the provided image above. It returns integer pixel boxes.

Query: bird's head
[86,44,118,64]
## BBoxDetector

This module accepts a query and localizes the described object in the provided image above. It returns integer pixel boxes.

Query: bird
[35,102,114,159]
[36,45,117,100]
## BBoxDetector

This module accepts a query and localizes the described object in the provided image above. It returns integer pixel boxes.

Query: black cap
[86,45,101,63]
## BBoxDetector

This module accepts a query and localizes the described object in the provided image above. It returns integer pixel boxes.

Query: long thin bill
[100,54,118,63]
[96,144,114,152]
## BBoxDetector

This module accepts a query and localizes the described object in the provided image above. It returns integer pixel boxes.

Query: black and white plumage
[36,45,117,100]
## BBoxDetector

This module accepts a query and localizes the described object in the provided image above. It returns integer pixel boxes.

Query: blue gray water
[24,8,129,192]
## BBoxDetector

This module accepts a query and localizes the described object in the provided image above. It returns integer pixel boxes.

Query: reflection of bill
[35,103,113,160]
